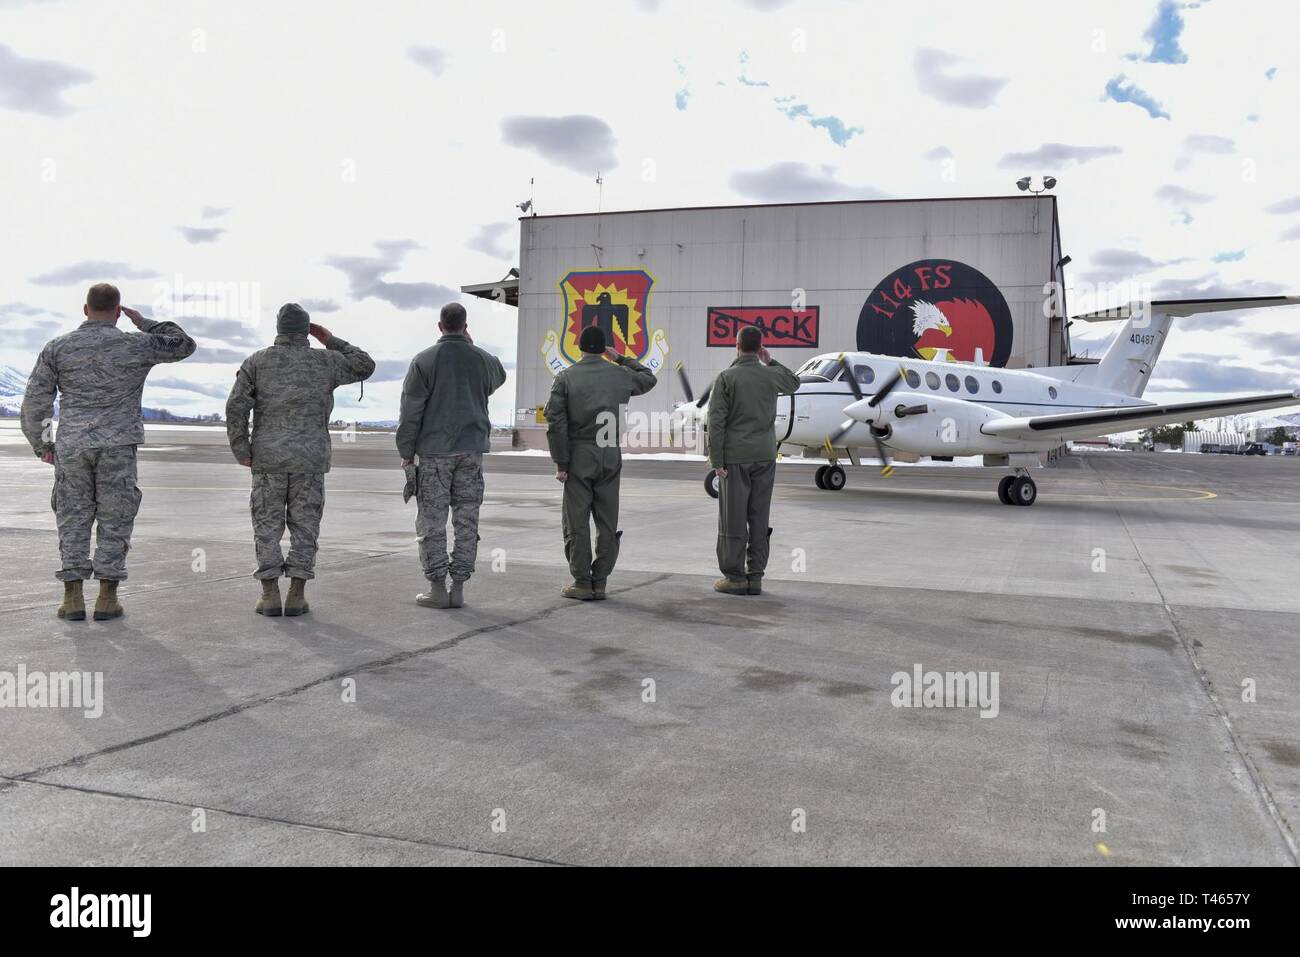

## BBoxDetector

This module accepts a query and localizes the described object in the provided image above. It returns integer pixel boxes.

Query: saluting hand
[604,347,622,363]
[121,306,148,329]
[308,323,332,344]
[757,347,772,365]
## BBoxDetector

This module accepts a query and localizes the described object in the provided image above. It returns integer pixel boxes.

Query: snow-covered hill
[0,366,28,400]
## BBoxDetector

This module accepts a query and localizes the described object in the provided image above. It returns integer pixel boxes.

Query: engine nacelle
[880,393,1010,457]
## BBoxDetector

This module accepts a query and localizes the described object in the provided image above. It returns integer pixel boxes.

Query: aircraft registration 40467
[676,296,1299,507]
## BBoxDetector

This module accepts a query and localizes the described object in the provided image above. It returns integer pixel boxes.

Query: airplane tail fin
[1071,296,1299,398]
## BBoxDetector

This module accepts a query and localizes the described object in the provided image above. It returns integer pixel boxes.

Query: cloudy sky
[2,0,1298,423]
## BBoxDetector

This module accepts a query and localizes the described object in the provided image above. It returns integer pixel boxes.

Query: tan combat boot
[562,581,595,601]
[93,580,124,620]
[448,580,465,608]
[283,577,310,616]
[416,578,449,609]
[58,580,86,621]
[713,578,749,596]
[255,578,282,617]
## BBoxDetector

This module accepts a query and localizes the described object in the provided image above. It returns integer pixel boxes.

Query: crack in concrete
[0,775,571,867]
[9,571,673,784]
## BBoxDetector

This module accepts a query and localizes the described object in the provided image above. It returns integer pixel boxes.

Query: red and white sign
[706,306,820,348]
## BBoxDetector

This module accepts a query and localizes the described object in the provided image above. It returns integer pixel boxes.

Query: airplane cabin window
[904,369,921,388]
[925,371,941,390]
[965,375,979,394]
[1049,386,1058,399]
[945,373,960,392]
[853,364,875,384]
[991,380,1003,394]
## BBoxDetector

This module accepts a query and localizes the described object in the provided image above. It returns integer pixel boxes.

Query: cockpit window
[797,358,843,382]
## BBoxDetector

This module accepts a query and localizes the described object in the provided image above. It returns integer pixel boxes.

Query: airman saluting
[544,325,658,600]
[21,283,196,620]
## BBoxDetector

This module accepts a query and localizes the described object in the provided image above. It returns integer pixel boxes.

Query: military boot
[255,578,282,617]
[93,580,124,620]
[448,580,465,608]
[591,580,607,601]
[562,581,595,601]
[747,577,762,596]
[284,577,310,616]
[416,578,449,609]
[57,580,86,621]
[713,578,749,596]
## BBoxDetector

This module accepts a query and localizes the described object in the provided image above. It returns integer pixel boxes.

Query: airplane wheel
[1011,476,1038,506]
[997,476,1015,505]
[814,465,828,489]
[705,470,720,498]
[824,465,847,491]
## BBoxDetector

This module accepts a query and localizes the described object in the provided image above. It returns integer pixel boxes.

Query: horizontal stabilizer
[1073,295,1300,323]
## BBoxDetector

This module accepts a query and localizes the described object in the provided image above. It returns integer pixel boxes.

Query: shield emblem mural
[558,269,655,365]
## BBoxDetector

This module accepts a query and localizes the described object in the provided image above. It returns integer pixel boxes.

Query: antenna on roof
[516,177,536,216]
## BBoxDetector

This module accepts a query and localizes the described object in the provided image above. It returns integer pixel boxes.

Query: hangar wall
[511,195,1068,445]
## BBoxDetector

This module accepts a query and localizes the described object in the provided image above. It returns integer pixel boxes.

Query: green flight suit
[706,354,801,582]
[544,352,658,586]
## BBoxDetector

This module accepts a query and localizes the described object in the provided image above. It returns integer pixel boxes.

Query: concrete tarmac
[1,430,1297,866]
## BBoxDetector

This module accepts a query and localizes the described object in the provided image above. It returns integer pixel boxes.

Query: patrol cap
[277,303,310,335]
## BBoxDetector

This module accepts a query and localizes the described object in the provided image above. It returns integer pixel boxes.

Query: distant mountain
[0,365,217,424]
[0,365,28,400]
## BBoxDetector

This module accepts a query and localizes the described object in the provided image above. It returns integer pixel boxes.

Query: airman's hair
[440,302,467,331]
[86,283,120,313]
[737,325,763,354]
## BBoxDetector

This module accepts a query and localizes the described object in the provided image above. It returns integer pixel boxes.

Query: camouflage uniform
[415,453,485,583]
[225,327,375,580]
[21,317,196,581]
[397,332,507,585]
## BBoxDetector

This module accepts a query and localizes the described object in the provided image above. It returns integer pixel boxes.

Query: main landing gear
[815,463,847,491]
[705,470,720,498]
[997,469,1038,507]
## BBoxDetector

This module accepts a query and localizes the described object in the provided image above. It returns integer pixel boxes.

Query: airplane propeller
[821,355,909,477]
[675,362,711,408]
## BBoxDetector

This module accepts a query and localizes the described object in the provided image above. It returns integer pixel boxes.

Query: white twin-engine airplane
[677,295,1300,507]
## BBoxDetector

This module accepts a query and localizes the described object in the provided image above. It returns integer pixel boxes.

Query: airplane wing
[980,390,1300,441]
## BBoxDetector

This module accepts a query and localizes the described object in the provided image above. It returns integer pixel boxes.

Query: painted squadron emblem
[541,269,669,376]
[857,259,1014,367]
